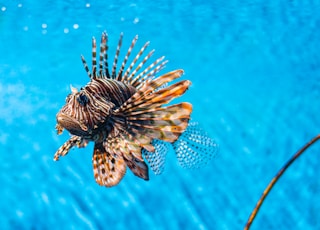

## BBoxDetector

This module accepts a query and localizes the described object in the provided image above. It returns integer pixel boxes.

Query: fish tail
[172,122,219,169]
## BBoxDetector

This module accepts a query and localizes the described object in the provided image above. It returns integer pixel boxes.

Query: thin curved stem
[244,134,320,230]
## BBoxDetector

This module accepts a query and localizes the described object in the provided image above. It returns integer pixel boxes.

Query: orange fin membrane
[124,157,149,180]
[92,143,126,187]
[115,70,192,143]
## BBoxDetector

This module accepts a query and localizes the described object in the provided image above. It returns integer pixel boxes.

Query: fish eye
[77,93,89,106]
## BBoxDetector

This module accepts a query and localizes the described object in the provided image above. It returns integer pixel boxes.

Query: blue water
[1,0,320,229]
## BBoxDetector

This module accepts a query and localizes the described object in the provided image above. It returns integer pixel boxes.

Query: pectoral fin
[92,143,126,187]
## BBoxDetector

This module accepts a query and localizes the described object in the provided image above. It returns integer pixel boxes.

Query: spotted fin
[143,123,218,174]
[92,143,126,187]
[54,136,88,161]
[124,157,149,180]
[142,140,170,175]
[103,133,150,181]
[173,122,219,169]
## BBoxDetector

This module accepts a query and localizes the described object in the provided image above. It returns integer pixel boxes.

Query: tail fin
[142,140,170,175]
[142,122,218,175]
[173,122,219,169]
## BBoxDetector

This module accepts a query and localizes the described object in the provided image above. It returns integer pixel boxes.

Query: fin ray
[173,122,219,169]
[93,143,126,187]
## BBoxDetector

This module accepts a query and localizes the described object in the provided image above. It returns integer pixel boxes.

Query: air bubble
[133,17,139,24]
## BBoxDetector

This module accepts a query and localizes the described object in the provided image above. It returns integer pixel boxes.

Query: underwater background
[1,0,320,229]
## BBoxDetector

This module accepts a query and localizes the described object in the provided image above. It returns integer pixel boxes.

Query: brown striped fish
[54,32,218,187]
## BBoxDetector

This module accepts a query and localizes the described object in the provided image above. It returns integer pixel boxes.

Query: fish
[54,32,218,187]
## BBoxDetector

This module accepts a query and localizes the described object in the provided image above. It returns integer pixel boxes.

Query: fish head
[56,85,113,138]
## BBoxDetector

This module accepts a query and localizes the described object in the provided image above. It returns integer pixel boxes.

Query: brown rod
[244,134,320,230]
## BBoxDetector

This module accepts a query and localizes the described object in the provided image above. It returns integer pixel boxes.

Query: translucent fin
[142,140,170,175]
[172,122,218,169]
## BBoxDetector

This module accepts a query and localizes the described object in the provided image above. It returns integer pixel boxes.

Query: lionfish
[54,32,218,187]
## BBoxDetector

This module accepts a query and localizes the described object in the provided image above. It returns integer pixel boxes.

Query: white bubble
[1,6,6,12]
[85,3,90,8]
[16,210,24,218]
[133,17,139,24]
[64,28,69,33]
[42,23,47,29]
[18,3,22,7]
[73,24,79,29]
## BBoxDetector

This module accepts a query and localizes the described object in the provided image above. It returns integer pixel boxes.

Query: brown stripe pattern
[54,32,216,188]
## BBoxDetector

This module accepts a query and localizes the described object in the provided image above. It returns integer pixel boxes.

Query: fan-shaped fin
[113,70,192,143]
[126,103,192,142]
[114,88,192,142]
[173,122,219,169]
[102,130,151,181]
[142,140,170,175]
[92,143,126,187]
[124,157,149,180]
[81,33,167,86]
[116,70,186,113]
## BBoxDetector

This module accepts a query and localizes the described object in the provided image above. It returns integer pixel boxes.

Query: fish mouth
[56,113,89,136]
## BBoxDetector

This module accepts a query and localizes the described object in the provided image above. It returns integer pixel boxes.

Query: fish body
[54,32,217,187]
